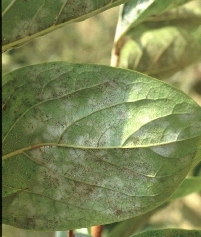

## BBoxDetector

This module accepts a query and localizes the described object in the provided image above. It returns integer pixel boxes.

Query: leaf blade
[2,0,128,52]
[112,0,201,78]
[2,62,201,230]
[115,0,192,41]
[130,229,201,237]
[170,176,201,200]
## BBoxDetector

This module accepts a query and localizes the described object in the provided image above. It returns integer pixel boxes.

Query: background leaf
[2,62,201,230]
[130,228,201,237]
[2,0,128,52]
[2,224,55,237]
[169,176,201,200]
[111,0,201,79]
[103,209,156,237]
[114,0,192,41]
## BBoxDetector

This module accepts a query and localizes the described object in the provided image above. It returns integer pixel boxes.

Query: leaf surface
[130,229,201,237]
[112,0,201,78]
[170,176,201,200]
[115,0,192,40]
[2,62,201,230]
[106,176,201,237]
[2,0,128,52]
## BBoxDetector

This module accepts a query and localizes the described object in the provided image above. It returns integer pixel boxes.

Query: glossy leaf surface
[2,0,128,52]
[2,62,201,230]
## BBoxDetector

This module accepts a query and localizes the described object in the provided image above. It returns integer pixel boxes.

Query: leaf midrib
[3,135,200,160]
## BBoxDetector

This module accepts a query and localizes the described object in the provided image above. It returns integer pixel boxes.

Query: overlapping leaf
[130,229,201,237]
[2,62,201,230]
[112,0,201,79]
[2,0,129,52]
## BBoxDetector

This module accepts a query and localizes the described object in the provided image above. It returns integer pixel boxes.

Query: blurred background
[2,4,201,237]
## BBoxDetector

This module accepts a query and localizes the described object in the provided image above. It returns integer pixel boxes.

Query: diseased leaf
[112,0,201,78]
[130,229,201,237]
[105,175,201,237]
[2,0,128,52]
[2,62,201,230]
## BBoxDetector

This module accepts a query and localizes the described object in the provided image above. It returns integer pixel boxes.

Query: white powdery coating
[97,176,125,190]
[22,117,38,135]
[150,145,177,158]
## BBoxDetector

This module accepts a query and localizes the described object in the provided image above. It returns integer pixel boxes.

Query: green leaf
[104,210,155,237]
[115,0,192,41]
[2,0,128,52]
[2,62,201,230]
[130,229,201,237]
[2,224,56,237]
[170,176,201,200]
[105,175,201,237]
[112,0,201,78]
